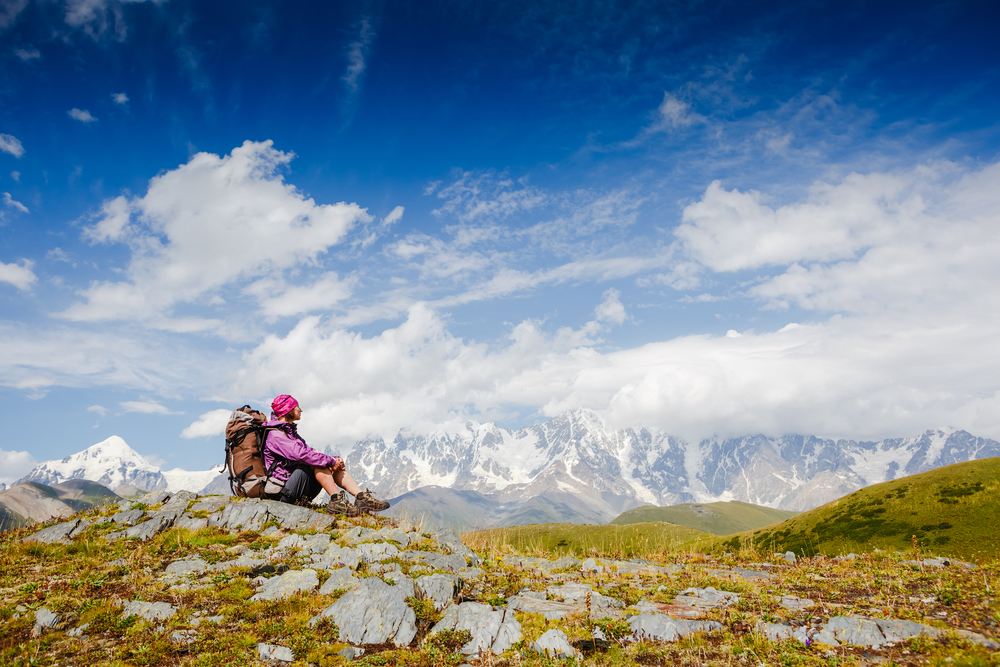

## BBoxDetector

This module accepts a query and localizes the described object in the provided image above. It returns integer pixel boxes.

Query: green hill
[463,521,713,559]
[610,500,798,535]
[714,457,1000,561]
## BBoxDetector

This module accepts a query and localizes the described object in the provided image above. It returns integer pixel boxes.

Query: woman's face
[288,405,302,421]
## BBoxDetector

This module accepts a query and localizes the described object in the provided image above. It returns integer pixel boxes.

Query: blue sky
[2,0,999,480]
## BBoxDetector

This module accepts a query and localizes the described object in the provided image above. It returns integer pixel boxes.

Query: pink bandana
[271,394,299,419]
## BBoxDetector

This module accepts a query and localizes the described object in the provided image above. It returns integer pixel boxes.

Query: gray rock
[310,577,416,646]
[34,607,60,630]
[342,526,376,544]
[546,583,592,603]
[208,556,276,574]
[374,527,411,547]
[775,594,815,610]
[277,533,330,553]
[628,614,722,642]
[581,557,603,573]
[505,555,550,570]
[190,615,224,626]
[122,601,177,623]
[106,514,174,541]
[506,596,580,620]
[165,558,209,577]
[258,642,294,663]
[674,587,739,608]
[67,623,90,638]
[315,544,362,570]
[783,551,797,563]
[538,556,581,573]
[174,516,209,531]
[531,628,579,658]
[208,498,334,533]
[356,542,399,563]
[190,496,230,514]
[431,602,521,656]
[414,573,460,610]
[68,519,94,539]
[22,519,81,544]
[170,630,197,645]
[111,509,147,526]
[251,569,320,601]
[382,571,416,598]
[458,567,485,580]
[319,567,360,594]
[144,491,171,505]
[399,550,466,572]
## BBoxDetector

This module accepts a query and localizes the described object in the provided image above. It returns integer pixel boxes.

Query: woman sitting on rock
[264,394,390,517]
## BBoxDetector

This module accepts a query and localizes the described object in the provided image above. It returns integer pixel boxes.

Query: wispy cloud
[341,16,375,117]
[2,192,28,213]
[14,46,40,61]
[120,400,179,415]
[68,108,97,123]
[87,404,109,416]
[112,92,129,104]
[0,134,25,158]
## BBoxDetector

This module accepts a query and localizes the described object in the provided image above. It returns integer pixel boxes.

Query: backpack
[223,406,284,498]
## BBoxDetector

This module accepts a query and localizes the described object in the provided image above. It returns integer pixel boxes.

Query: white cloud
[112,92,129,104]
[68,108,98,123]
[64,0,162,40]
[61,140,369,325]
[87,404,109,415]
[654,92,707,129]
[10,171,19,182]
[0,0,28,28]
[0,134,25,158]
[14,46,40,61]
[3,192,29,213]
[431,170,547,224]
[120,400,176,414]
[382,205,404,227]
[245,271,355,319]
[594,288,627,324]
[181,408,232,439]
[0,259,36,290]
[0,447,37,485]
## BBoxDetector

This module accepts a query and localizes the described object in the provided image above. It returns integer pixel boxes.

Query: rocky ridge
[5,492,999,665]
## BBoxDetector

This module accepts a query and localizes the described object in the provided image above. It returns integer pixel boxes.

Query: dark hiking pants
[278,465,322,504]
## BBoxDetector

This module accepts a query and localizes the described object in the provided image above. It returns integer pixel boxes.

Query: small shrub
[593,617,632,642]
[428,628,473,651]
[406,596,440,624]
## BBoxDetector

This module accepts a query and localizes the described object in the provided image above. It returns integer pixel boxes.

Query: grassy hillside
[0,481,118,532]
[610,500,799,535]
[463,521,712,559]
[715,457,1000,561]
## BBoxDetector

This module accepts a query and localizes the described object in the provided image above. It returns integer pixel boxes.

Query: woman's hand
[331,456,345,471]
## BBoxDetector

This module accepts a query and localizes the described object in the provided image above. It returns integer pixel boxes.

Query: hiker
[264,394,390,517]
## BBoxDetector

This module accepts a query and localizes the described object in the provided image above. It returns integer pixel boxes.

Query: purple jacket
[263,420,336,483]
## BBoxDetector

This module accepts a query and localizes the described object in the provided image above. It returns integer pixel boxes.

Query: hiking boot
[355,488,390,515]
[326,491,359,517]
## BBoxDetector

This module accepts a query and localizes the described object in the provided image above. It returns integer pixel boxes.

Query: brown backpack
[224,406,279,498]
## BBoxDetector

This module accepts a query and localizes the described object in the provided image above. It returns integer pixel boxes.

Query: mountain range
[344,409,1000,514]
[16,410,1000,526]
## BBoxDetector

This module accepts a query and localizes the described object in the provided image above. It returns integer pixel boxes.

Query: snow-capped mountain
[17,436,221,494]
[343,409,1000,511]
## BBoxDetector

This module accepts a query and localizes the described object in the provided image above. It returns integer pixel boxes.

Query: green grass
[713,457,1000,561]
[610,500,799,535]
[463,521,712,559]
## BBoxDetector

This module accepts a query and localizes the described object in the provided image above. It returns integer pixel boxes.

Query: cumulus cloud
[0,447,36,485]
[245,272,355,319]
[87,404,109,416]
[223,159,1000,447]
[120,400,177,414]
[112,92,129,104]
[0,259,36,290]
[3,192,29,213]
[0,134,25,158]
[61,140,369,325]
[68,108,97,123]
[14,46,40,61]
[594,288,627,324]
[181,408,232,438]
